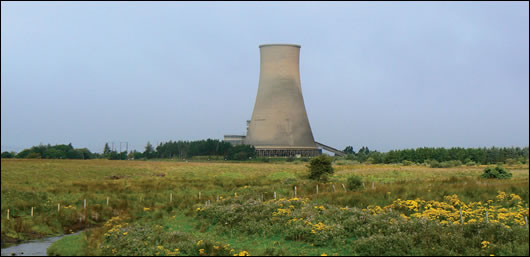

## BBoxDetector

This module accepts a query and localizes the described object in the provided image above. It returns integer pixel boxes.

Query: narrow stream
[1,231,83,256]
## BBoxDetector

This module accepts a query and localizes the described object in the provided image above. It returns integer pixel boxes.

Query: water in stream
[1,232,82,256]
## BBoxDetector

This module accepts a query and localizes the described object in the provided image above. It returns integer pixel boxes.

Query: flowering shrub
[193,191,528,255]
[100,217,237,256]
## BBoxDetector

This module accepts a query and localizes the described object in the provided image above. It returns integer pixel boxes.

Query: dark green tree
[1,152,15,158]
[144,141,154,159]
[308,154,334,181]
[103,143,111,155]
[344,146,355,155]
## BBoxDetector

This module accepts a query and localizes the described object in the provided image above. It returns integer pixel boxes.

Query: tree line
[342,146,529,165]
[1,139,257,161]
[2,142,528,165]
[125,139,256,160]
[0,143,97,159]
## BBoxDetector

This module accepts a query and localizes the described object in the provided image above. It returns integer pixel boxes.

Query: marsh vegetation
[1,159,528,255]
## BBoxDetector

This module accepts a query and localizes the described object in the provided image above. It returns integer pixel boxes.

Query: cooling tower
[245,44,321,157]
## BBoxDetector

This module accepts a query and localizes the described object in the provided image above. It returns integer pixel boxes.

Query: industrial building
[225,44,344,157]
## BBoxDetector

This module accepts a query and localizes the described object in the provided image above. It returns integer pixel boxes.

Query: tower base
[255,147,321,157]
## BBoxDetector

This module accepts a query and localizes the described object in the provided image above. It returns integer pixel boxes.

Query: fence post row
[5,192,529,230]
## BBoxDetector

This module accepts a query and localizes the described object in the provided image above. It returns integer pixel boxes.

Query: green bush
[401,160,414,166]
[504,158,517,165]
[429,160,441,168]
[26,152,42,159]
[466,161,477,166]
[346,175,364,191]
[308,155,334,181]
[480,166,513,179]
[430,160,462,168]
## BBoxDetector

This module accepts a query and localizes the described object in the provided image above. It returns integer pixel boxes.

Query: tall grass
[1,159,528,255]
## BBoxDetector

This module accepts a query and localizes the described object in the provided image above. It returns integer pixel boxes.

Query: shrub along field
[1,159,529,256]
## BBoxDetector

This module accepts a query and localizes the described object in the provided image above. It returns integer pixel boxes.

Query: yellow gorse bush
[314,205,326,211]
[311,222,330,234]
[103,215,130,238]
[234,250,250,256]
[273,208,292,216]
[362,191,528,227]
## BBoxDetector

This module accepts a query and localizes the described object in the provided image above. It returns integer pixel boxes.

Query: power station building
[225,44,344,157]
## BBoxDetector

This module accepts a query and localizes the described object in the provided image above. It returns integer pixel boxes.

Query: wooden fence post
[58,203,60,212]
[316,184,319,194]
[31,207,34,217]
[107,197,109,206]
[460,207,464,225]
[7,209,9,220]
[274,192,276,200]
[199,192,201,200]
[84,199,87,209]
[170,193,173,202]
[294,186,297,198]
[485,211,488,223]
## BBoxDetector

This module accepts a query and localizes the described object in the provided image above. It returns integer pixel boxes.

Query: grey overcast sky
[1,1,529,153]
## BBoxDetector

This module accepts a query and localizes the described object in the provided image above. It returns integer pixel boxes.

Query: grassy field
[1,159,529,255]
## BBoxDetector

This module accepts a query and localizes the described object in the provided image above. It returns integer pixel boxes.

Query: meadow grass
[1,159,528,255]
[46,231,87,256]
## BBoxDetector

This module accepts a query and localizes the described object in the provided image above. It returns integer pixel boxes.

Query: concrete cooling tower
[224,44,346,157]
[244,44,321,157]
